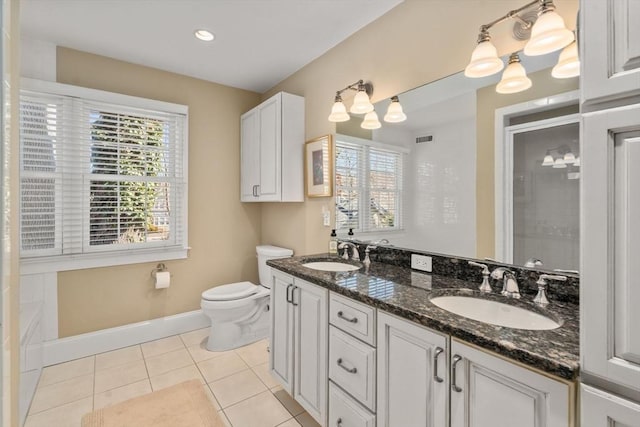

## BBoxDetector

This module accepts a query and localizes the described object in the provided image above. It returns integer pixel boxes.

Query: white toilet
[200,245,293,351]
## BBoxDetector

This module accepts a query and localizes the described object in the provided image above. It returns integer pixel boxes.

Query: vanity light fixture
[361,111,382,129]
[384,96,407,123]
[542,151,555,166]
[328,93,350,122]
[464,0,577,92]
[328,79,374,123]
[523,0,574,56]
[194,29,215,42]
[563,151,576,164]
[496,53,532,94]
[464,28,504,78]
[552,40,580,78]
[552,158,567,168]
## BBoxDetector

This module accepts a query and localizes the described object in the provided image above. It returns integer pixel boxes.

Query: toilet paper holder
[151,263,167,278]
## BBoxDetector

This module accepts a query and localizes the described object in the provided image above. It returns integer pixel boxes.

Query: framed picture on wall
[305,134,333,197]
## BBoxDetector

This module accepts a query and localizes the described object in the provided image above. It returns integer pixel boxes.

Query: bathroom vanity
[268,249,579,427]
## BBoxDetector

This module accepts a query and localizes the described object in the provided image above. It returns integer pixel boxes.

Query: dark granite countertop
[268,254,580,381]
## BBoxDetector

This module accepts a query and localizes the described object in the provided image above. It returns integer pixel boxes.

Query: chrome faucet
[533,274,567,306]
[338,242,360,261]
[468,261,492,293]
[491,267,520,299]
[363,245,377,268]
[524,258,543,268]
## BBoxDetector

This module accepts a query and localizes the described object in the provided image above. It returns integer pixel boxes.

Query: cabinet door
[581,0,640,104]
[377,311,448,427]
[450,340,572,427]
[582,104,640,393]
[293,278,328,425]
[581,385,640,427]
[240,110,260,201]
[257,95,281,201]
[269,271,294,393]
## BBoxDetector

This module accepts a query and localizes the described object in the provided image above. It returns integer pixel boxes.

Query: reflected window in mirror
[335,135,405,234]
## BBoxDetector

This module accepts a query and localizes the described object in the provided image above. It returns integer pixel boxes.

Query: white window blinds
[335,138,404,233]
[19,87,187,260]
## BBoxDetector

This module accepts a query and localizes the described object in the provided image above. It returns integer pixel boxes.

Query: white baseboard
[43,309,209,366]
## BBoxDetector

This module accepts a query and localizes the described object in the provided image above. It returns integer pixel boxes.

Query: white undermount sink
[430,295,561,330]
[302,261,361,272]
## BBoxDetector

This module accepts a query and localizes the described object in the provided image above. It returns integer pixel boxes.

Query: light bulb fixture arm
[478,0,540,32]
[335,79,374,99]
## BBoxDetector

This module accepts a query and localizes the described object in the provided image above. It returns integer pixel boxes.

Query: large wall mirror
[336,54,579,272]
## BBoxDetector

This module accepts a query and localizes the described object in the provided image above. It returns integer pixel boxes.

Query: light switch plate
[411,254,432,272]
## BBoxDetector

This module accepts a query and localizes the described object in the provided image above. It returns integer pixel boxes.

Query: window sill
[20,246,189,274]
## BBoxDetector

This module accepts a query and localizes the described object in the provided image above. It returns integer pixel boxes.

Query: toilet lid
[201,282,260,301]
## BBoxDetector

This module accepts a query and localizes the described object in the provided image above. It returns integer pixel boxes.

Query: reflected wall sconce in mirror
[464,0,578,94]
[541,145,579,169]
[328,80,406,128]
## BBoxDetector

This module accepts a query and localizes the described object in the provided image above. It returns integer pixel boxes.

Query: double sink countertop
[267,254,579,381]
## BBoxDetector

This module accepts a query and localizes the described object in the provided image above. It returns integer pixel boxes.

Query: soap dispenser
[329,229,338,255]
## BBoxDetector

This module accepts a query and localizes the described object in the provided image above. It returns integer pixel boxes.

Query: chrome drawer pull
[286,284,293,303]
[337,311,358,323]
[337,358,358,374]
[336,418,343,426]
[433,346,444,383]
[452,354,463,392]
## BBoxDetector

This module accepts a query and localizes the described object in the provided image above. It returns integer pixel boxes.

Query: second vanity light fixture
[328,80,407,128]
[465,0,579,94]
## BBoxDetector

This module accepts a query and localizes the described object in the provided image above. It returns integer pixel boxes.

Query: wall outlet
[323,211,331,226]
[411,254,432,272]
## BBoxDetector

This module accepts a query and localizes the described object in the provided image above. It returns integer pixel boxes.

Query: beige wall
[56,48,262,337]
[476,69,579,258]
[260,0,579,257]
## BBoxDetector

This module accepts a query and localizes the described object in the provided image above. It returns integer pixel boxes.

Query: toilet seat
[202,281,260,301]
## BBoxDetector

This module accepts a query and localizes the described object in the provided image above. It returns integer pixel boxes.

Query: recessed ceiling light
[194,29,215,42]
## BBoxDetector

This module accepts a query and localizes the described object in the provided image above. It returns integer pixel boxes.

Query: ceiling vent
[416,135,433,144]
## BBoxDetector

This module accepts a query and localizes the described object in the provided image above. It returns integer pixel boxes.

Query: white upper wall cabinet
[240,92,304,202]
[581,103,640,394]
[581,0,640,106]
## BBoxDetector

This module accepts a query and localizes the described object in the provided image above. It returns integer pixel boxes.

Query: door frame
[494,90,579,263]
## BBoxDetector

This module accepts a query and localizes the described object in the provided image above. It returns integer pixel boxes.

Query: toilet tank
[256,245,293,288]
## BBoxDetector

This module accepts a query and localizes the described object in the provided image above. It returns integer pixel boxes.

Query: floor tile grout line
[26,393,94,417]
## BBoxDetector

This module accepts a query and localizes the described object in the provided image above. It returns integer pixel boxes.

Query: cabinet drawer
[329,382,375,427]
[329,326,376,411]
[330,292,376,346]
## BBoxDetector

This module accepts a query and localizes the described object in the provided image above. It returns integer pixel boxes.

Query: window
[335,136,404,233]
[19,80,188,269]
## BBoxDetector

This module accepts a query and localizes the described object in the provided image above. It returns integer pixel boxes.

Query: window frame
[19,78,189,273]
[334,134,406,236]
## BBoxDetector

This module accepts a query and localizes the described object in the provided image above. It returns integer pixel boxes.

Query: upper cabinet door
[581,0,640,106]
[582,103,640,394]
[240,111,260,201]
[257,95,282,201]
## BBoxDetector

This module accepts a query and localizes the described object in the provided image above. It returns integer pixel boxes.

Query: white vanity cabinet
[377,311,449,427]
[581,385,640,426]
[240,91,304,202]
[450,340,573,427]
[581,0,640,105]
[269,271,327,425]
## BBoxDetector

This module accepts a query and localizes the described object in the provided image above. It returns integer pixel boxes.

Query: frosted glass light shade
[464,41,504,78]
[496,58,532,94]
[552,41,580,78]
[563,151,576,164]
[384,99,407,123]
[573,156,581,167]
[552,158,567,168]
[542,154,555,166]
[328,101,350,122]
[361,111,381,129]
[524,10,574,56]
[350,90,374,114]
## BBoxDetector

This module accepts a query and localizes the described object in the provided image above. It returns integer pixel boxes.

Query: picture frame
[305,134,333,198]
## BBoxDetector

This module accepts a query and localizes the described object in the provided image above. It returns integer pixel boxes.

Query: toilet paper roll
[155,271,171,289]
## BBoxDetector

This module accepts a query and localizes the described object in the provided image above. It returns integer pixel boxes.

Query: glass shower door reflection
[511,120,580,272]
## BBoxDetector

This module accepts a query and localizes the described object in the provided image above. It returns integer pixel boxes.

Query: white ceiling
[20,0,403,93]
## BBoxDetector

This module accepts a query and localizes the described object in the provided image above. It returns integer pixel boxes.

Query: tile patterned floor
[25,330,321,427]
